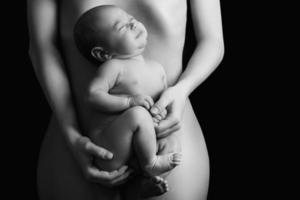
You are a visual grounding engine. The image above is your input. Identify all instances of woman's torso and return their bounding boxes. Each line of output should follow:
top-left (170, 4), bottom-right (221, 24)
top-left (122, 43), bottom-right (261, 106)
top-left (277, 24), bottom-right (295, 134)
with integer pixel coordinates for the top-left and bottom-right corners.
top-left (38, 0), bottom-right (210, 199)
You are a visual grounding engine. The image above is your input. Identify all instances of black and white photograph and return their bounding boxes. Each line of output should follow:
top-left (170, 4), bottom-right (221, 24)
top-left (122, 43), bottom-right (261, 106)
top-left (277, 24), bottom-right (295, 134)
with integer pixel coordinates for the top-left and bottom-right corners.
top-left (3, 1), bottom-right (292, 200)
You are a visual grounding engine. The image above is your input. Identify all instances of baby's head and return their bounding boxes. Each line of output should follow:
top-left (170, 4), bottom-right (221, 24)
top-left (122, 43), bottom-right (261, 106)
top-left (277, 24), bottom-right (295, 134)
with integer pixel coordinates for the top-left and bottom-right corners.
top-left (74, 5), bottom-right (148, 64)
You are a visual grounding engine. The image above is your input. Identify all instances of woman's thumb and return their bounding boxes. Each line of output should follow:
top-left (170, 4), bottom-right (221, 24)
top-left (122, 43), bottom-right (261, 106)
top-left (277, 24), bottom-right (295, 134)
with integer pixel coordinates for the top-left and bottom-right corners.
top-left (86, 141), bottom-right (113, 160)
top-left (151, 97), bottom-right (169, 115)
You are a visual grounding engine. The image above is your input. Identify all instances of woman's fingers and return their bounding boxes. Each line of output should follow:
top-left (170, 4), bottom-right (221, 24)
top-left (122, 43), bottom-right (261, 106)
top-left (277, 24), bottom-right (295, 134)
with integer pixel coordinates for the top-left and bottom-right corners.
top-left (155, 114), bottom-right (180, 134)
top-left (150, 96), bottom-right (170, 115)
top-left (108, 168), bottom-right (134, 186)
top-left (156, 123), bottom-right (181, 139)
top-left (154, 114), bottom-right (162, 121)
top-left (153, 117), bottom-right (159, 123)
top-left (85, 166), bottom-right (110, 182)
top-left (160, 109), bottom-right (167, 119)
top-left (76, 136), bottom-right (132, 186)
top-left (84, 140), bottom-right (113, 160)
top-left (86, 165), bottom-right (131, 186)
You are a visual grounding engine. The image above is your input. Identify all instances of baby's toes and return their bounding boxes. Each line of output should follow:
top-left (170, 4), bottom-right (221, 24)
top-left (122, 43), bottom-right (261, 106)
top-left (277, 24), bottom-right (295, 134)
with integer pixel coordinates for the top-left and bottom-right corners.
top-left (164, 181), bottom-right (169, 192)
top-left (169, 153), bottom-right (183, 166)
top-left (152, 176), bottom-right (162, 184)
top-left (153, 176), bottom-right (169, 191)
top-left (161, 178), bottom-right (169, 191)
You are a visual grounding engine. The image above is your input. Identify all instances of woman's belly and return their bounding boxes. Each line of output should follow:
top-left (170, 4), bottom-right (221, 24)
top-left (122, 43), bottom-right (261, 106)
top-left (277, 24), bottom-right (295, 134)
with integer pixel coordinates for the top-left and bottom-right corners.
top-left (37, 99), bottom-right (209, 200)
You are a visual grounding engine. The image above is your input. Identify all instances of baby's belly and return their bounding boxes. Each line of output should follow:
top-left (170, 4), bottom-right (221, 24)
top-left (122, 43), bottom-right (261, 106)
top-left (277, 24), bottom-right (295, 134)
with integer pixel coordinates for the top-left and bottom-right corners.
top-left (112, 76), bottom-right (166, 102)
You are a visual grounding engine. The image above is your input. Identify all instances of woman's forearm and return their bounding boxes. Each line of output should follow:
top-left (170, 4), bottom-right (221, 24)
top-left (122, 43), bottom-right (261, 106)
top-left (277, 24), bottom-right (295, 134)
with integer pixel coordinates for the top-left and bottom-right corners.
top-left (176, 38), bottom-right (224, 96)
top-left (27, 0), bottom-right (82, 146)
top-left (29, 46), bottom-right (81, 145)
top-left (177, 0), bottom-right (224, 96)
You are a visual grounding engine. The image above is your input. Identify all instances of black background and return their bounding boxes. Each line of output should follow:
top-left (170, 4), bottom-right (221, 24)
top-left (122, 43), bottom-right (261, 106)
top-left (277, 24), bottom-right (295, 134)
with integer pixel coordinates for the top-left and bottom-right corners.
top-left (2, 1), bottom-right (292, 199)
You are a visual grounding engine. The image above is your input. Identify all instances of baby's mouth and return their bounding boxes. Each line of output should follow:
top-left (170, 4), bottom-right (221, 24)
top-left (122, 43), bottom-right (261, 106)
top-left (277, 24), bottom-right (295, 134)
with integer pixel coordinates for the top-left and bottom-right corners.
top-left (135, 30), bottom-right (144, 39)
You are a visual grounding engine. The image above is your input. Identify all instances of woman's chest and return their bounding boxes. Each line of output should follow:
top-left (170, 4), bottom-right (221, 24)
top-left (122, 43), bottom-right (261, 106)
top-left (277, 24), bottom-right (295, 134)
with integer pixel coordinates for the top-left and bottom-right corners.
top-left (60, 0), bottom-right (186, 42)
top-left (60, 0), bottom-right (187, 85)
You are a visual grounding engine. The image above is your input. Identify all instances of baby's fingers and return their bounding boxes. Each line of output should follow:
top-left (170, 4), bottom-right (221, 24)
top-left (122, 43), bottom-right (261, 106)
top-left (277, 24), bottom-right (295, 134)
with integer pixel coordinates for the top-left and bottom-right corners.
top-left (140, 99), bottom-right (151, 110)
top-left (144, 96), bottom-right (154, 107)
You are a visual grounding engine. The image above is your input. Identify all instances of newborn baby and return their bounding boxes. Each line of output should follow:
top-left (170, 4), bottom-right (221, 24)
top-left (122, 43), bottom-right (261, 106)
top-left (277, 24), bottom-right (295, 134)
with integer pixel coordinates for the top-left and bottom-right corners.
top-left (74, 5), bottom-right (181, 196)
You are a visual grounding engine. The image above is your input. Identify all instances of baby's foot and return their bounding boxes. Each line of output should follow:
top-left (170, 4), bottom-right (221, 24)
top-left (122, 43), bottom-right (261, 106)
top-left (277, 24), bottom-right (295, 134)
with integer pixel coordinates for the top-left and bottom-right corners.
top-left (140, 176), bottom-right (169, 198)
top-left (145, 152), bottom-right (182, 176)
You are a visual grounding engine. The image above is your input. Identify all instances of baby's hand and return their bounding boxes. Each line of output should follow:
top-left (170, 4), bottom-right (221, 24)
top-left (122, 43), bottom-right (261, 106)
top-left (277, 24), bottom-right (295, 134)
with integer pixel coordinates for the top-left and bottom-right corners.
top-left (152, 108), bottom-right (167, 127)
top-left (128, 94), bottom-right (154, 110)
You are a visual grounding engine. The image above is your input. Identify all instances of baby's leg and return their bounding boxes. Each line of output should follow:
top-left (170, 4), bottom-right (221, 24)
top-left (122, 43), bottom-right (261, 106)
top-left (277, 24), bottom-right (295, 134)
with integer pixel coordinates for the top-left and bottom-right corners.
top-left (92, 106), bottom-right (181, 176)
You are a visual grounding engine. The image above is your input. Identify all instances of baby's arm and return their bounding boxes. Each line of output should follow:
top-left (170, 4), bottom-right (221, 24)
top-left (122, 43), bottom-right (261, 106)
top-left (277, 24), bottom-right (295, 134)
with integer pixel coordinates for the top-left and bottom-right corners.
top-left (88, 61), bottom-right (154, 113)
top-left (88, 61), bottom-right (129, 113)
top-left (87, 61), bottom-right (129, 112)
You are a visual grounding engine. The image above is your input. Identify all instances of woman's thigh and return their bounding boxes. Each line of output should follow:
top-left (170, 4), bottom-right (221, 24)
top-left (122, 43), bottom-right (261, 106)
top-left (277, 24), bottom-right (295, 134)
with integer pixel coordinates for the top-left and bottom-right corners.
top-left (37, 117), bottom-right (120, 200)
top-left (146, 100), bottom-right (210, 200)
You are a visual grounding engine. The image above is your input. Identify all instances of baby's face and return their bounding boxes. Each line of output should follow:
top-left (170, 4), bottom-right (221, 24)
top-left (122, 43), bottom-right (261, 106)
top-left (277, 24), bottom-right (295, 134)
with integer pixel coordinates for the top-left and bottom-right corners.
top-left (98, 7), bottom-right (148, 57)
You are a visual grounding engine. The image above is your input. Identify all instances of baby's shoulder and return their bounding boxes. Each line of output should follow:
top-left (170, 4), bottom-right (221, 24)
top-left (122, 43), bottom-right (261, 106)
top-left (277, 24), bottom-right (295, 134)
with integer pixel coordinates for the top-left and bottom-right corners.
top-left (96, 59), bottom-right (124, 74)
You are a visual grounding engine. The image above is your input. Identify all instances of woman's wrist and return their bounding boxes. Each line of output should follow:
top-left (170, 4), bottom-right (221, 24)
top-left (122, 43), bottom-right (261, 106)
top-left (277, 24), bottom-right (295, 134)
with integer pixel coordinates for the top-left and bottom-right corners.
top-left (61, 124), bottom-right (82, 148)
top-left (174, 79), bottom-right (191, 98)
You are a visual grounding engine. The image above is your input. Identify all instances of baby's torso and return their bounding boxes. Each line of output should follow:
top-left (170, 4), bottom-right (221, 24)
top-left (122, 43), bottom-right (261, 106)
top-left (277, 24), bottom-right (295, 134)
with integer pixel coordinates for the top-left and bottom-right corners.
top-left (111, 59), bottom-right (167, 101)
top-left (88, 59), bottom-right (167, 136)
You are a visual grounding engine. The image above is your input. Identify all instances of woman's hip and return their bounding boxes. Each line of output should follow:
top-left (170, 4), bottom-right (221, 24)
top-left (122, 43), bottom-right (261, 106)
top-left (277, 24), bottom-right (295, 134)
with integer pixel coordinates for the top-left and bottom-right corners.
top-left (37, 116), bottom-right (120, 200)
top-left (148, 99), bottom-right (210, 200)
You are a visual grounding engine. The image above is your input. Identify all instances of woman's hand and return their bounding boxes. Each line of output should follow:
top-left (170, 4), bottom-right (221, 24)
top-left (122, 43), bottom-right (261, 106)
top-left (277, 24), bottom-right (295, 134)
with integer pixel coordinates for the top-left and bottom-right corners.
top-left (150, 84), bottom-right (188, 139)
top-left (71, 136), bottom-right (133, 187)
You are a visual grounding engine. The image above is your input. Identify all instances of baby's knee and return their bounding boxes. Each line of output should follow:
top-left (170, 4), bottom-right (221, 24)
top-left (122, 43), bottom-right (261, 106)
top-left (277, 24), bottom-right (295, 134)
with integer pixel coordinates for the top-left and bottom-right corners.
top-left (124, 106), bottom-right (152, 124)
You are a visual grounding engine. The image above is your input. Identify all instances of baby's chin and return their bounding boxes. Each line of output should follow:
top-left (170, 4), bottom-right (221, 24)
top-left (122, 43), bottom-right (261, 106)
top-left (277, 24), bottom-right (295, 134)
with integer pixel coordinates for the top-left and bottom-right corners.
top-left (130, 42), bottom-right (147, 55)
top-left (113, 48), bottom-right (145, 59)
top-left (138, 42), bottom-right (147, 51)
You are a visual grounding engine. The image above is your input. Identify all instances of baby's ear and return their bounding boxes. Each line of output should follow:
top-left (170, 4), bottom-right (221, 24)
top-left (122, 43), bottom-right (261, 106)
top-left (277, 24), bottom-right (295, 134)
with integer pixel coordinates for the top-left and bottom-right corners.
top-left (91, 47), bottom-right (112, 62)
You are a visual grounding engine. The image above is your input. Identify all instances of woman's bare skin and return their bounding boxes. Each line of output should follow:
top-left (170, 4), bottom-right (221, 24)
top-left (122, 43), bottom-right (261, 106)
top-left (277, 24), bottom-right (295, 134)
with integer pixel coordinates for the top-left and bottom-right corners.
top-left (28, 0), bottom-right (224, 199)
